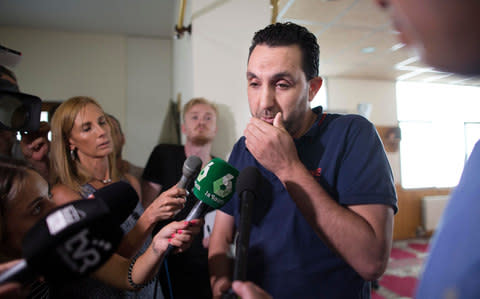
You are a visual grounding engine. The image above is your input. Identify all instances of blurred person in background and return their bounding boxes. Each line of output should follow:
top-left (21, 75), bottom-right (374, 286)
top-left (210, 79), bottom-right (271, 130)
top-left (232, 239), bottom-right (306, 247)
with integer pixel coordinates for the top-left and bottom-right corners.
top-left (375, 0), bottom-right (480, 298)
top-left (142, 97), bottom-right (219, 299)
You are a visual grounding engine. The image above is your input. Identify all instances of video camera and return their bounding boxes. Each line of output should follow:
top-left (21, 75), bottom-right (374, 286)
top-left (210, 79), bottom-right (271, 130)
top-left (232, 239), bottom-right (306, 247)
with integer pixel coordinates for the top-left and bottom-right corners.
top-left (0, 44), bottom-right (42, 132)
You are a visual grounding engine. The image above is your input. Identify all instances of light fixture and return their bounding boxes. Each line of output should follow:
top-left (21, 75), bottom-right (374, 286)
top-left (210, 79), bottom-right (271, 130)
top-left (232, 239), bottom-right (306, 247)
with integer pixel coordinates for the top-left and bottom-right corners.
top-left (390, 43), bottom-right (405, 51)
top-left (361, 47), bottom-right (376, 54)
top-left (175, 0), bottom-right (191, 39)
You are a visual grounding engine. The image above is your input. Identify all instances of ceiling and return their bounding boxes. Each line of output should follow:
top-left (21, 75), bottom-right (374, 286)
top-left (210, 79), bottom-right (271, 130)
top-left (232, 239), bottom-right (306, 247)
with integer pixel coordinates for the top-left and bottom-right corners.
top-left (278, 0), bottom-right (480, 86)
top-left (1, 0), bottom-right (479, 86)
top-left (0, 0), bottom-right (175, 38)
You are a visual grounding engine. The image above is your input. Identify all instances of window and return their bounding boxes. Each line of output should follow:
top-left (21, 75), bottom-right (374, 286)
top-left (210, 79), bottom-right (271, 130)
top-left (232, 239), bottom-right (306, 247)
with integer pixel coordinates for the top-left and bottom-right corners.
top-left (397, 82), bottom-right (480, 188)
top-left (464, 122), bottom-right (480, 160)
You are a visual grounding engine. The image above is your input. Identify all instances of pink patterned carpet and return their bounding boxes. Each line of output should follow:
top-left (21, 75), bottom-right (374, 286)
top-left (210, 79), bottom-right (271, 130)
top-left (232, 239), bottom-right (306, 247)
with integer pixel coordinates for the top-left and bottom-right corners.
top-left (372, 238), bottom-right (430, 299)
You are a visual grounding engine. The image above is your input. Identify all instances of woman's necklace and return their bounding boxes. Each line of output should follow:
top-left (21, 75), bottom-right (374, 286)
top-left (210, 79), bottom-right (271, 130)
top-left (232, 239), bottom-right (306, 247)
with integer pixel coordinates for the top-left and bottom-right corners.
top-left (92, 177), bottom-right (112, 184)
top-left (93, 172), bottom-right (112, 184)
top-left (91, 161), bottom-right (111, 184)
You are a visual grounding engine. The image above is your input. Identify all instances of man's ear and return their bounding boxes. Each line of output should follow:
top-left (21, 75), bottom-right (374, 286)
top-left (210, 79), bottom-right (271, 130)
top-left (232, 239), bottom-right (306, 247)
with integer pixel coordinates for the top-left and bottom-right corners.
top-left (181, 123), bottom-right (186, 134)
top-left (308, 77), bottom-right (323, 102)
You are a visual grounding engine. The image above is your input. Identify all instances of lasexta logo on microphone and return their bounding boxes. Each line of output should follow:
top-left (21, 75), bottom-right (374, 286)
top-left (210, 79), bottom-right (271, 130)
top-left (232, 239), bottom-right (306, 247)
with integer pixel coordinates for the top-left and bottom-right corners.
top-left (213, 173), bottom-right (234, 197)
top-left (194, 158), bottom-right (239, 209)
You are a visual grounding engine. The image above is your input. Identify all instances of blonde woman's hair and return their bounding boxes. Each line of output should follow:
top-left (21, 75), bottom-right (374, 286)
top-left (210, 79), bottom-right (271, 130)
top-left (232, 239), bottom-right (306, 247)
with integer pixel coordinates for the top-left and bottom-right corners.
top-left (50, 96), bottom-right (119, 192)
top-left (182, 97), bottom-right (218, 121)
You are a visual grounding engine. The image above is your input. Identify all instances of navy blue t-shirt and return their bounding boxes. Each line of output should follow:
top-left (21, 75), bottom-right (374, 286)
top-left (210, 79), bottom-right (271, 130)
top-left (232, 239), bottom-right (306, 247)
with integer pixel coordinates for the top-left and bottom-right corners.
top-left (416, 141), bottom-right (480, 298)
top-left (222, 107), bottom-right (397, 299)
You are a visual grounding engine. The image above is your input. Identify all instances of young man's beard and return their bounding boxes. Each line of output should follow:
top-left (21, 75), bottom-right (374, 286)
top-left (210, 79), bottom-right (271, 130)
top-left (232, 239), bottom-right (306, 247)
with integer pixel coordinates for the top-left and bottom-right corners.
top-left (190, 134), bottom-right (212, 146)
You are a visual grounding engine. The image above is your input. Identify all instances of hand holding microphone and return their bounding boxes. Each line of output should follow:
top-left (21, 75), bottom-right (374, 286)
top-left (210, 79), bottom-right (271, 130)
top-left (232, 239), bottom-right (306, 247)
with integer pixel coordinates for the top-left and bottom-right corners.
top-left (147, 156), bottom-right (202, 221)
top-left (152, 219), bottom-right (204, 255)
top-left (164, 158), bottom-right (239, 256)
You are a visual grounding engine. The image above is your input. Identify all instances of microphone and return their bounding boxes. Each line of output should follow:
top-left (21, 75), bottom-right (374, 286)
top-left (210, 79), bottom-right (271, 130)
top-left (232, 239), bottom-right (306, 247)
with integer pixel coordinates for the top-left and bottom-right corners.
top-left (232, 166), bottom-right (261, 281)
top-left (177, 155), bottom-right (202, 190)
top-left (164, 158), bottom-right (239, 256)
top-left (222, 166), bottom-right (262, 299)
top-left (0, 181), bottom-right (139, 285)
top-left (94, 181), bottom-right (139, 225)
top-left (188, 158), bottom-right (239, 220)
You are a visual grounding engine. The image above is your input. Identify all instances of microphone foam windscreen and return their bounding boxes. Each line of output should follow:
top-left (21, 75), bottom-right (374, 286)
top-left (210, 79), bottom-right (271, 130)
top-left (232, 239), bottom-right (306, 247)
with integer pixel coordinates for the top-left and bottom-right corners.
top-left (183, 155), bottom-right (202, 177)
top-left (22, 199), bottom-right (123, 283)
top-left (193, 158), bottom-right (239, 209)
top-left (93, 181), bottom-right (138, 225)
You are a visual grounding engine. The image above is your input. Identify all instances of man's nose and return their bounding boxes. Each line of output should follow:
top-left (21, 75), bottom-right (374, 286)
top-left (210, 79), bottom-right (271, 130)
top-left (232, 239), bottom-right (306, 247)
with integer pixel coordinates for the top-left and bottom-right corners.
top-left (259, 85), bottom-right (275, 110)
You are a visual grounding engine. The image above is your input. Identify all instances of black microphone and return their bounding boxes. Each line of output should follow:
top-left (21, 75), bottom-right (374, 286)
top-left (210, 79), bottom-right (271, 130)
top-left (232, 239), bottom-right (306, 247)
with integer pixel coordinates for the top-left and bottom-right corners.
top-left (222, 166), bottom-right (262, 299)
top-left (0, 181), bottom-right (138, 285)
top-left (233, 166), bottom-right (261, 281)
top-left (94, 181), bottom-right (139, 225)
top-left (177, 155), bottom-right (202, 190)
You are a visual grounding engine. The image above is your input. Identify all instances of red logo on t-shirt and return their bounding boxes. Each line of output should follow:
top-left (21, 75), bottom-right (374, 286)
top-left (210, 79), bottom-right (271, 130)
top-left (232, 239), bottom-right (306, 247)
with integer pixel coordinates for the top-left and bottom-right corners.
top-left (309, 168), bottom-right (322, 177)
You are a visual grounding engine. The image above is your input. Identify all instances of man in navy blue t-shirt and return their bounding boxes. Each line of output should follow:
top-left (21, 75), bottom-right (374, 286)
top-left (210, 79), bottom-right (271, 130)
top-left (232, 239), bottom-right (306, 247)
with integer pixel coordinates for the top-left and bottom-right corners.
top-left (209, 22), bottom-right (398, 299)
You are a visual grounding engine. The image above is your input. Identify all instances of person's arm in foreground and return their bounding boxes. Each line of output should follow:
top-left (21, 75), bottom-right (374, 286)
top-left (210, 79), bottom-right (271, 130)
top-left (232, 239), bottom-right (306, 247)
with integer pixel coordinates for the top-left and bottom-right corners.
top-left (93, 219), bottom-right (202, 290)
top-left (52, 183), bottom-right (187, 259)
top-left (244, 113), bottom-right (394, 280)
top-left (208, 210), bottom-right (235, 298)
top-left (117, 184), bottom-right (187, 258)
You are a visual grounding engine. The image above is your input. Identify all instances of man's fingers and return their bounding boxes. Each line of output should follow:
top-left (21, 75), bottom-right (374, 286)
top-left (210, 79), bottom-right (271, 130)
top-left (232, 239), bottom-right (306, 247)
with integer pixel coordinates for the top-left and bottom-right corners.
top-left (273, 112), bottom-right (284, 129)
top-left (249, 117), bottom-right (273, 134)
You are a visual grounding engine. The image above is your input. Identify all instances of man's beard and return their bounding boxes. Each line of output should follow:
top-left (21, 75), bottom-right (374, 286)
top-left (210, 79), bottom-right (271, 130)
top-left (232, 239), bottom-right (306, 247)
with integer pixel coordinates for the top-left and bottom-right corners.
top-left (190, 134), bottom-right (212, 146)
top-left (256, 109), bottom-right (297, 136)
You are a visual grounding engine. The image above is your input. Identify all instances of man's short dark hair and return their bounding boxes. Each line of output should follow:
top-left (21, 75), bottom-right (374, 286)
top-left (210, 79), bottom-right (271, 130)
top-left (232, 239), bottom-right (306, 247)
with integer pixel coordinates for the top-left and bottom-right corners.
top-left (248, 22), bottom-right (319, 81)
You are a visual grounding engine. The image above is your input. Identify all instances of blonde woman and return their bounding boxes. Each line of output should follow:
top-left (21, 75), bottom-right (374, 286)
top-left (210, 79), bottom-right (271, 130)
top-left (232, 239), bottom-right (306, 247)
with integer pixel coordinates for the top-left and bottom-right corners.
top-left (49, 96), bottom-right (191, 297)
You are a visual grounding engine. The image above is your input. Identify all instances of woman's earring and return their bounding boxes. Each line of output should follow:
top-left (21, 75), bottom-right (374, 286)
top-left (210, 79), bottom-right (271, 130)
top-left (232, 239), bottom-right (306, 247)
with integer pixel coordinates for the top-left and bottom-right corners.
top-left (70, 148), bottom-right (76, 161)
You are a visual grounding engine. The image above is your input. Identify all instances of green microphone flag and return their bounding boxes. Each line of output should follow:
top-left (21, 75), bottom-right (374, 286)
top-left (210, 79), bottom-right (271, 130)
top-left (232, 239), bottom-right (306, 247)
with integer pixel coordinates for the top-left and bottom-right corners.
top-left (193, 158), bottom-right (239, 209)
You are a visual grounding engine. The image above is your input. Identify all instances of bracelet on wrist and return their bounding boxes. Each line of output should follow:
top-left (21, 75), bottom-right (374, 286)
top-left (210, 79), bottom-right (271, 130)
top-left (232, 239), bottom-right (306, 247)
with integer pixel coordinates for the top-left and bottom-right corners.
top-left (128, 256), bottom-right (155, 290)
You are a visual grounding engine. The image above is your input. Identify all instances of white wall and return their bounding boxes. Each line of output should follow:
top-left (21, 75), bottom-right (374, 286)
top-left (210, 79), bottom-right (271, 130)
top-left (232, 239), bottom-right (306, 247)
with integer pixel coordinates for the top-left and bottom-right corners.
top-left (327, 77), bottom-right (397, 125)
top-left (173, 0), bottom-right (194, 105)
top-left (0, 27), bottom-right (127, 119)
top-left (173, 0), bottom-right (194, 146)
top-left (1, 26), bottom-right (172, 167)
top-left (190, 0), bottom-right (270, 159)
top-left (124, 37), bottom-right (172, 166)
